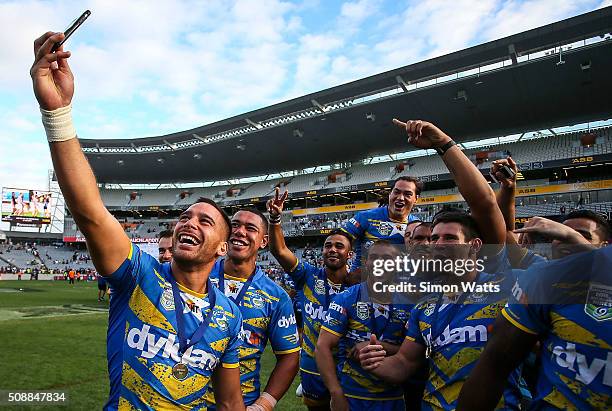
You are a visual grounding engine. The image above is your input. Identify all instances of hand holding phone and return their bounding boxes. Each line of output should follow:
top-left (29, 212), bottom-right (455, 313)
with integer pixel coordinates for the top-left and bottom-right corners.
top-left (51, 10), bottom-right (91, 52)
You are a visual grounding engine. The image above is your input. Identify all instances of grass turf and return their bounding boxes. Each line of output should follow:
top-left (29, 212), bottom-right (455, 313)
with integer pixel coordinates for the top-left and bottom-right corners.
top-left (0, 280), bottom-right (304, 410)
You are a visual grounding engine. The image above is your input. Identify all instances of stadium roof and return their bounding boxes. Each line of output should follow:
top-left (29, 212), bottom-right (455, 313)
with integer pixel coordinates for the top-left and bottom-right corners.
top-left (83, 6), bottom-right (612, 184)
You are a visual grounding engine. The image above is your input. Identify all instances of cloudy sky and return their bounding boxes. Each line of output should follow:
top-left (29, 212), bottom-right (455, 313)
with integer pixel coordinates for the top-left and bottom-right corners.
top-left (1, 0), bottom-right (610, 191)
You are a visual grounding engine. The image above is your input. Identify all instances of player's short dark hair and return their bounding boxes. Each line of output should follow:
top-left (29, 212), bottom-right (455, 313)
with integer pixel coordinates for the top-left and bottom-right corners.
top-left (411, 221), bottom-right (432, 237)
top-left (392, 176), bottom-right (424, 196)
top-left (432, 211), bottom-right (480, 240)
top-left (234, 208), bottom-right (269, 234)
top-left (325, 229), bottom-right (353, 249)
top-left (563, 209), bottom-right (611, 240)
top-left (190, 197), bottom-right (232, 240)
top-left (158, 229), bottom-right (173, 240)
top-left (366, 239), bottom-right (400, 257)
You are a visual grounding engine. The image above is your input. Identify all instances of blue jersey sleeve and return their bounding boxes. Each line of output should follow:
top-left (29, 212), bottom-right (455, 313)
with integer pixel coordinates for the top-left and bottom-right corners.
top-left (269, 289), bottom-right (301, 354)
top-left (502, 266), bottom-right (550, 335)
top-left (105, 243), bottom-right (152, 293)
top-left (517, 250), bottom-right (548, 269)
top-left (220, 304), bottom-right (244, 368)
top-left (481, 245), bottom-right (511, 275)
top-left (321, 291), bottom-right (350, 337)
top-left (404, 305), bottom-right (426, 345)
top-left (287, 260), bottom-right (313, 290)
top-left (341, 212), bottom-right (368, 240)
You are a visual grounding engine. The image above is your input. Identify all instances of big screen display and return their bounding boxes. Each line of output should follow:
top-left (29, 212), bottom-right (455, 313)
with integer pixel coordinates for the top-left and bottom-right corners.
top-left (1, 188), bottom-right (52, 226)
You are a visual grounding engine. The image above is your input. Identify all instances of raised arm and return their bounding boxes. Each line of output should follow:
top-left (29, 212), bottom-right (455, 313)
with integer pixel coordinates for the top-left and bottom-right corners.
top-left (492, 158), bottom-right (530, 267)
top-left (358, 337), bottom-right (425, 385)
top-left (394, 120), bottom-right (505, 245)
top-left (30, 32), bottom-right (130, 276)
top-left (267, 188), bottom-right (298, 272)
top-left (492, 157), bottom-right (518, 232)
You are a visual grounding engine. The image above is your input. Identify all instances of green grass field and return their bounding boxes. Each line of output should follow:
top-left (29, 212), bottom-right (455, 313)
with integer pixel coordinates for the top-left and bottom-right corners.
top-left (0, 281), bottom-right (303, 410)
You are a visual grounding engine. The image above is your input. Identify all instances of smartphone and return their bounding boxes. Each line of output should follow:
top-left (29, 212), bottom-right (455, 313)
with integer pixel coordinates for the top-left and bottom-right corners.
top-left (51, 10), bottom-right (91, 52)
top-left (490, 164), bottom-right (516, 183)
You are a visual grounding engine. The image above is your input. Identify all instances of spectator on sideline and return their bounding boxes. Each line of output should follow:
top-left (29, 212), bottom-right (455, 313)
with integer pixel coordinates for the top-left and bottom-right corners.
top-left (31, 31), bottom-right (244, 410)
top-left (157, 229), bottom-right (173, 263)
top-left (97, 272), bottom-right (107, 302)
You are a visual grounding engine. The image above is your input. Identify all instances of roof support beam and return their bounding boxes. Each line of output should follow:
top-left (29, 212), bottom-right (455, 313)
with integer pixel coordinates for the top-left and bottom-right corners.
top-left (192, 133), bottom-right (207, 142)
top-left (548, 128), bottom-right (558, 136)
top-left (517, 132), bottom-right (526, 141)
top-left (311, 99), bottom-right (326, 113)
top-left (396, 75), bottom-right (410, 92)
top-left (163, 139), bottom-right (175, 151)
top-left (508, 44), bottom-right (518, 65)
top-left (245, 118), bottom-right (263, 129)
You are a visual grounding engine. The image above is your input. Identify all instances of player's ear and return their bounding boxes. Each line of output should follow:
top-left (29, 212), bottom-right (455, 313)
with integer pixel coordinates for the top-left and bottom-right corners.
top-left (217, 241), bottom-right (228, 257)
top-left (260, 234), bottom-right (269, 249)
top-left (469, 237), bottom-right (482, 255)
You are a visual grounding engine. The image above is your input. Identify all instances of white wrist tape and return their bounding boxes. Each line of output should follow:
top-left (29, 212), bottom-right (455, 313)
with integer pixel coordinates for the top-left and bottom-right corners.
top-left (260, 392), bottom-right (277, 408)
top-left (41, 104), bottom-right (77, 142)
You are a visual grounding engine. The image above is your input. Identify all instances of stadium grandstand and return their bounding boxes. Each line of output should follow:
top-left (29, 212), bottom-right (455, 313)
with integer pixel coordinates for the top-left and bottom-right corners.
top-left (2, 7), bottom-right (611, 276)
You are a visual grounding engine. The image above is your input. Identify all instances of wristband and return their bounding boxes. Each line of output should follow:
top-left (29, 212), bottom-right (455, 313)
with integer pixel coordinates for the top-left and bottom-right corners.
top-left (434, 140), bottom-right (457, 156)
top-left (254, 392), bottom-right (276, 410)
top-left (41, 104), bottom-right (77, 143)
top-left (269, 214), bottom-right (281, 225)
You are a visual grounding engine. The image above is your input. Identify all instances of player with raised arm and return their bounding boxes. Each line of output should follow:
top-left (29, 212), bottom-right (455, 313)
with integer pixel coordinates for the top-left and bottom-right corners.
top-left (457, 246), bottom-right (612, 411)
top-left (491, 157), bottom-right (605, 267)
top-left (357, 120), bottom-right (522, 410)
top-left (31, 31), bottom-right (244, 410)
top-left (205, 208), bottom-right (300, 410)
top-left (267, 188), bottom-right (352, 411)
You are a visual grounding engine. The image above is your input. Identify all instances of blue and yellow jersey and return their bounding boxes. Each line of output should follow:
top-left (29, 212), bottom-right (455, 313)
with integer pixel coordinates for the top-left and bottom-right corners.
top-left (502, 247), bottom-right (612, 410)
top-left (341, 206), bottom-right (416, 269)
top-left (104, 244), bottom-right (243, 411)
top-left (205, 260), bottom-right (300, 406)
top-left (288, 259), bottom-right (345, 374)
top-left (405, 272), bottom-right (522, 411)
top-left (321, 283), bottom-right (411, 400)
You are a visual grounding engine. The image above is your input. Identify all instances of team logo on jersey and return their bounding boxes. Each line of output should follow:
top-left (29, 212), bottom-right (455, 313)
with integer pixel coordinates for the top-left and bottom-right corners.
top-left (377, 222), bottom-right (393, 236)
top-left (584, 282), bottom-right (612, 322)
top-left (356, 302), bottom-right (370, 320)
top-left (314, 279), bottom-right (326, 295)
top-left (393, 309), bottom-right (408, 323)
top-left (161, 286), bottom-right (175, 311)
top-left (423, 303), bottom-right (436, 316)
top-left (213, 310), bottom-right (229, 331)
top-left (250, 293), bottom-right (264, 309)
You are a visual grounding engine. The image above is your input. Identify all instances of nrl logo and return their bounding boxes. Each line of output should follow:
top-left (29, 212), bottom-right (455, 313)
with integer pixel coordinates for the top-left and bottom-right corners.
top-left (356, 302), bottom-right (370, 321)
top-left (584, 283), bottom-right (612, 322)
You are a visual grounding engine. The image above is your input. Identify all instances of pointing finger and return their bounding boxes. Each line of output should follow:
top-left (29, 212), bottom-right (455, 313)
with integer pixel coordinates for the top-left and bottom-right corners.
top-left (392, 118), bottom-right (406, 128)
